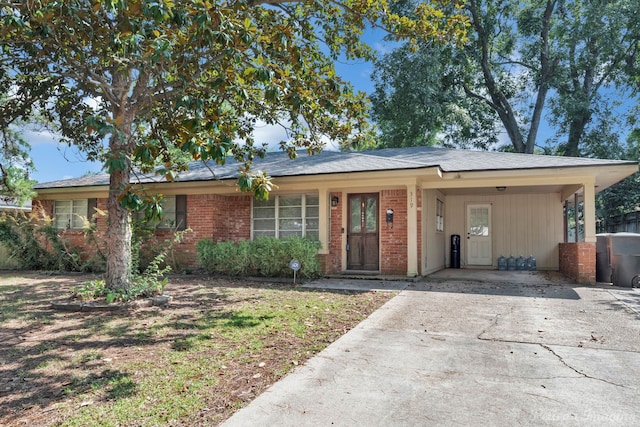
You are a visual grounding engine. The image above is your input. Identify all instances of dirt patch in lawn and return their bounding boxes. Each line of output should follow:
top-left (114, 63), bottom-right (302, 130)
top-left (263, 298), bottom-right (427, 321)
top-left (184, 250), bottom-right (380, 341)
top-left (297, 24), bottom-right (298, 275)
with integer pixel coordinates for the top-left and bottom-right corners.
top-left (0, 272), bottom-right (395, 426)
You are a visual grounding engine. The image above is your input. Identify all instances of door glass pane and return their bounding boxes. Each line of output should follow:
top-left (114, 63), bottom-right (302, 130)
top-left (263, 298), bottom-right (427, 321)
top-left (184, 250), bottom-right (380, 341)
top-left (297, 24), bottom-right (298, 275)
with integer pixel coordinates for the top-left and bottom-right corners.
top-left (365, 196), bottom-right (377, 232)
top-left (350, 197), bottom-right (361, 233)
top-left (470, 207), bottom-right (489, 236)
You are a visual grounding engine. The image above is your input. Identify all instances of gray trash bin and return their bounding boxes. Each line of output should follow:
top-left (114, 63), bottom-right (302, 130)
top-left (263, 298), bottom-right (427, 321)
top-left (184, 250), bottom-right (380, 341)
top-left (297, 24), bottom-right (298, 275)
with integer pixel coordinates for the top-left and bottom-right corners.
top-left (606, 233), bottom-right (640, 287)
top-left (596, 234), bottom-right (612, 283)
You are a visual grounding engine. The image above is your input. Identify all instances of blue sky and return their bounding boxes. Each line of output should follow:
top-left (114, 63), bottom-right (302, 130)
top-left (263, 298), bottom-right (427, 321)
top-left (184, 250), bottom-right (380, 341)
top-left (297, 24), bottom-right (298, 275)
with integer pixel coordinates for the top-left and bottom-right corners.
top-left (27, 28), bottom-right (391, 184)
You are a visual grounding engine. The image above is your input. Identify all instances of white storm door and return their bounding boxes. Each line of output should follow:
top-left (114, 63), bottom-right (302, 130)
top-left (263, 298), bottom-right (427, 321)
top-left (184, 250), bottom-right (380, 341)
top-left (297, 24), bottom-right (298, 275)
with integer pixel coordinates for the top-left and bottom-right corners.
top-left (467, 204), bottom-right (492, 265)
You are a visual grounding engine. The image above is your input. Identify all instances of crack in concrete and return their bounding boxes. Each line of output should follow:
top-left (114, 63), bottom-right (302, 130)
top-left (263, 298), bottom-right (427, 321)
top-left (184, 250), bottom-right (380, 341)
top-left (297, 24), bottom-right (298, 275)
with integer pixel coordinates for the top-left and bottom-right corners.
top-left (474, 310), bottom-right (628, 388)
top-left (539, 344), bottom-right (626, 388)
top-left (477, 313), bottom-right (502, 341)
top-left (477, 306), bottom-right (515, 340)
top-left (523, 392), bottom-right (563, 404)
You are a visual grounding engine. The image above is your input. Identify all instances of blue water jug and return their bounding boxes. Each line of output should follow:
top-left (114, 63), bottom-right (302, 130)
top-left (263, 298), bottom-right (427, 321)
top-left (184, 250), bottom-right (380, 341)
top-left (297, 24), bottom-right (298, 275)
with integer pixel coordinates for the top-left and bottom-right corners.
top-left (526, 255), bottom-right (537, 271)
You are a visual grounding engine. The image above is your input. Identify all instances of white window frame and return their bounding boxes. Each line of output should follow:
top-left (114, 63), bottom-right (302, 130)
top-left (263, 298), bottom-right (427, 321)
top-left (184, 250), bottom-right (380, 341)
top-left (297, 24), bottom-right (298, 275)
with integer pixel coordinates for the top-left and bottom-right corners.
top-left (136, 195), bottom-right (186, 230)
top-left (54, 199), bottom-right (88, 230)
top-left (251, 194), bottom-right (319, 239)
top-left (436, 199), bottom-right (444, 232)
top-left (157, 196), bottom-right (176, 229)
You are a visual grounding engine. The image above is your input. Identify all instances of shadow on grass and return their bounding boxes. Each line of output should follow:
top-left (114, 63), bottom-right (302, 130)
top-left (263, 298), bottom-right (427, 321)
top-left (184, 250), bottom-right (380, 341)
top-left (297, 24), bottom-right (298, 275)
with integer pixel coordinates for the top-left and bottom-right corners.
top-left (65, 369), bottom-right (136, 401)
top-left (0, 271), bottom-right (374, 425)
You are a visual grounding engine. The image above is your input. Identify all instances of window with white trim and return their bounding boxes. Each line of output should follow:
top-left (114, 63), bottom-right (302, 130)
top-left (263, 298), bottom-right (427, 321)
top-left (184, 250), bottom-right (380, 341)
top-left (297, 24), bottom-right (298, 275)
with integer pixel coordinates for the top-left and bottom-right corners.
top-left (54, 199), bottom-right (89, 229)
top-left (157, 196), bottom-right (176, 229)
top-left (137, 195), bottom-right (187, 230)
top-left (436, 199), bottom-right (444, 232)
top-left (252, 194), bottom-right (319, 239)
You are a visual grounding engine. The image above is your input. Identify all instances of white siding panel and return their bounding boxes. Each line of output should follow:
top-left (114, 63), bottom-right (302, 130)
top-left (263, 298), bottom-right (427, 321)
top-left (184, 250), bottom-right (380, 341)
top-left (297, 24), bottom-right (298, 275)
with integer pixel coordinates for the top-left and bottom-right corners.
top-left (444, 193), bottom-right (562, 270)
top-left (423, 189), bottom-right (447, 274)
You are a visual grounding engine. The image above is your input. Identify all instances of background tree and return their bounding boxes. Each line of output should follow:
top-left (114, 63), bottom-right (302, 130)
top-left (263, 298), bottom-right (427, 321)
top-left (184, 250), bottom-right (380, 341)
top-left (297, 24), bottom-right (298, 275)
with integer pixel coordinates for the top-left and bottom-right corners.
top-left (0, 0), bottom-right (466, 292)
top-left (370, 42), bottom-right (498, 149)
top-left (546, 0), bottom-right (640, 157)
top-left (0, 74), bottom-right (38, 204)
top-left (371, 0), bottom-right (640, 155)
top-left (594, 129), bottom-right (640, 230)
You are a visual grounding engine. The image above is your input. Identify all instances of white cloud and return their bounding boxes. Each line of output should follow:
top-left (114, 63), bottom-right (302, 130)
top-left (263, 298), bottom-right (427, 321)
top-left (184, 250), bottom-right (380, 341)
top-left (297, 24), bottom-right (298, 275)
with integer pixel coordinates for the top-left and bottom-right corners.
top-left (22, 128), bottom-right (61, 146)
top-left (252, 121), bottom-right (290, 149)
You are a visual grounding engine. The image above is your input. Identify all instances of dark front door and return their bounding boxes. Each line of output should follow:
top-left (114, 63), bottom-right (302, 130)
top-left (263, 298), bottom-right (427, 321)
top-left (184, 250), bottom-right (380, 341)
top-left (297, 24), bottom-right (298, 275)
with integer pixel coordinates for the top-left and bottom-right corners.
top-left (347, 193), bottom-right (379, 271)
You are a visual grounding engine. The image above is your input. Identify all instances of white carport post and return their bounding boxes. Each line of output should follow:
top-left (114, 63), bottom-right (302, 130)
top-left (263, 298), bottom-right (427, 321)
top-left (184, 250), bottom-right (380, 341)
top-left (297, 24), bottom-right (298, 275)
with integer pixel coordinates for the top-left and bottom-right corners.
top-left (583, 179), bottom-right (597, 243)
top-left (406, 181), bottom-right (419, 277)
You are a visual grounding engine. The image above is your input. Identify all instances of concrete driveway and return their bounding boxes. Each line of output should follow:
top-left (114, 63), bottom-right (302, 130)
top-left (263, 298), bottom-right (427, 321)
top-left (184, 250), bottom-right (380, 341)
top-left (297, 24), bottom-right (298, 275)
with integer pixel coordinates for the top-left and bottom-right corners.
top-left (223, 276), bottom-right (640, 426)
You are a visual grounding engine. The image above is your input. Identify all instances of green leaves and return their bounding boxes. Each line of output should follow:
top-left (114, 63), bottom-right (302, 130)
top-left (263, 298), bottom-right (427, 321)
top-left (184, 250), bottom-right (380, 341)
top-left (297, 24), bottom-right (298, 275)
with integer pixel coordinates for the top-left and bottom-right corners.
top-left (237, 170), bottom-right (274, 200)
top-left (0, 0), bottom-right (467, 292)
top-left (372, 0), bottom-right (640, 156)
top-left (2, 0), bottom-right (467, 199)
top-left (119, 189), bottom-right (144, 211)
top-left (106, 151), bottom-right (128, 174)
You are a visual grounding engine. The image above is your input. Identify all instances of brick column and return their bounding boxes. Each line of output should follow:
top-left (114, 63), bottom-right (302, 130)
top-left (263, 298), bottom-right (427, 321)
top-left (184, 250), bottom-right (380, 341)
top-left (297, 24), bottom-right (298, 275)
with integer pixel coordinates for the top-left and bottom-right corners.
top-left (559, 242), bottom-right (596, 285)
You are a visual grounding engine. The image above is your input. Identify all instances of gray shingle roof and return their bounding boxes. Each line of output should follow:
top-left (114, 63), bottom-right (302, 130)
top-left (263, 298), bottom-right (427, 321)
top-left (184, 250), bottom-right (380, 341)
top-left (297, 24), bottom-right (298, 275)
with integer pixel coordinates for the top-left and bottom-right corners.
top-left (35, 146), bottom-right (637, 189)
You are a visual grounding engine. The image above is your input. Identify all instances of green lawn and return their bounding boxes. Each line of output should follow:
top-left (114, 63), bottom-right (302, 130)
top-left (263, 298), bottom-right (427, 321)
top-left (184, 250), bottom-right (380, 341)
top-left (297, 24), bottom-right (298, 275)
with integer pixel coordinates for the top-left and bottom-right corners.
top-left (0, 272), bottom-right (394, 426)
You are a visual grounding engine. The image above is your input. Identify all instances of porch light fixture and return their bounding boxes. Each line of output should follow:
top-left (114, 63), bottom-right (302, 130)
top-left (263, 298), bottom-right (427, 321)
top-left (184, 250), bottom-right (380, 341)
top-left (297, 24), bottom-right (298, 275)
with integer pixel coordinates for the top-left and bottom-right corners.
top-left (331, 195), bottom-right (339, 207)
top-left (496, 186), bottom-right (507, 192)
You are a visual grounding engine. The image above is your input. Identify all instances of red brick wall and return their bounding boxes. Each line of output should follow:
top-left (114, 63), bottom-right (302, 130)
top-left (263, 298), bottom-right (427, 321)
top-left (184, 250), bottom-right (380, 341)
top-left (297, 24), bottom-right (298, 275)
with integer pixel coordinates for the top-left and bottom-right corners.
top-left (33, 194), bottom-right (253, 270)
top-left (35, 189), bottom-right (421, 276)
top-left (32, 199), bottom-right (109, 264)
top-left (161, 194), bottom-right (252, 266)
top-left (380, 189), bottom-right (408, 275)
top-left (323, 192), bottom-right (344, 275)
top-left (559, 242), bottom-right (596, 285)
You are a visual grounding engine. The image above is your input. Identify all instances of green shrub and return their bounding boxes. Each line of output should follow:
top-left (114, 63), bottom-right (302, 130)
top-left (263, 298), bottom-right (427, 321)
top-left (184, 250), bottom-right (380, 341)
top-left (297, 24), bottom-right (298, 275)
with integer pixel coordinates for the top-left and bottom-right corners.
top-left (0, 243), bottom-right (21, 269)
top-left (0, 212), bottom-right (51, 269)
top-left (251, 236), bottom-right (288, 276)
top-left (196, 236), bottom-right (321, 279)
top-left (72, 230), bottom-right (187, 303)
top-left (0, 211), bottom-right (105, 272)
top-left (281, 236), bottom-right (322, 278)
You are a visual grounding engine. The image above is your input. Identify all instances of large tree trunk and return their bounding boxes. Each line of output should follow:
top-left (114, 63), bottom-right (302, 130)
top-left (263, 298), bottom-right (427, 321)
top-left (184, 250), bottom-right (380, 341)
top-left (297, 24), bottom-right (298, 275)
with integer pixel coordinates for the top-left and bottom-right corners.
top-left (102, 64), bottom-right (147, 292)
top-left (468, 0), bottom-right (526, 153)
top-left (564, 113), bottom-right (590, 157)
top-left (105, 105), bottom-right (134, 292)
top-left (105, 159), bottom-right (133, 292)
top-left (525, 0), bottom-right (558, 154)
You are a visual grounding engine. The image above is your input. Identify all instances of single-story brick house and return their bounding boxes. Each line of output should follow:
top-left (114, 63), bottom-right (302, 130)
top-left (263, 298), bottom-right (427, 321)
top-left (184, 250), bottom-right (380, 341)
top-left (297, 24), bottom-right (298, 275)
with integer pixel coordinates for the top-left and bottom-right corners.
top-left (33, 146), bottom-right (637, 284)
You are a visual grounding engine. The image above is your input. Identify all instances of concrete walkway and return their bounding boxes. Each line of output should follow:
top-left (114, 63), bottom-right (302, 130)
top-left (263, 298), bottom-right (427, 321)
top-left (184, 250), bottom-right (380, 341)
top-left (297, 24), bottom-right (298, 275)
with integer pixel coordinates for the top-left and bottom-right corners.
top-left (223, 277), bottom-right (640, 426)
